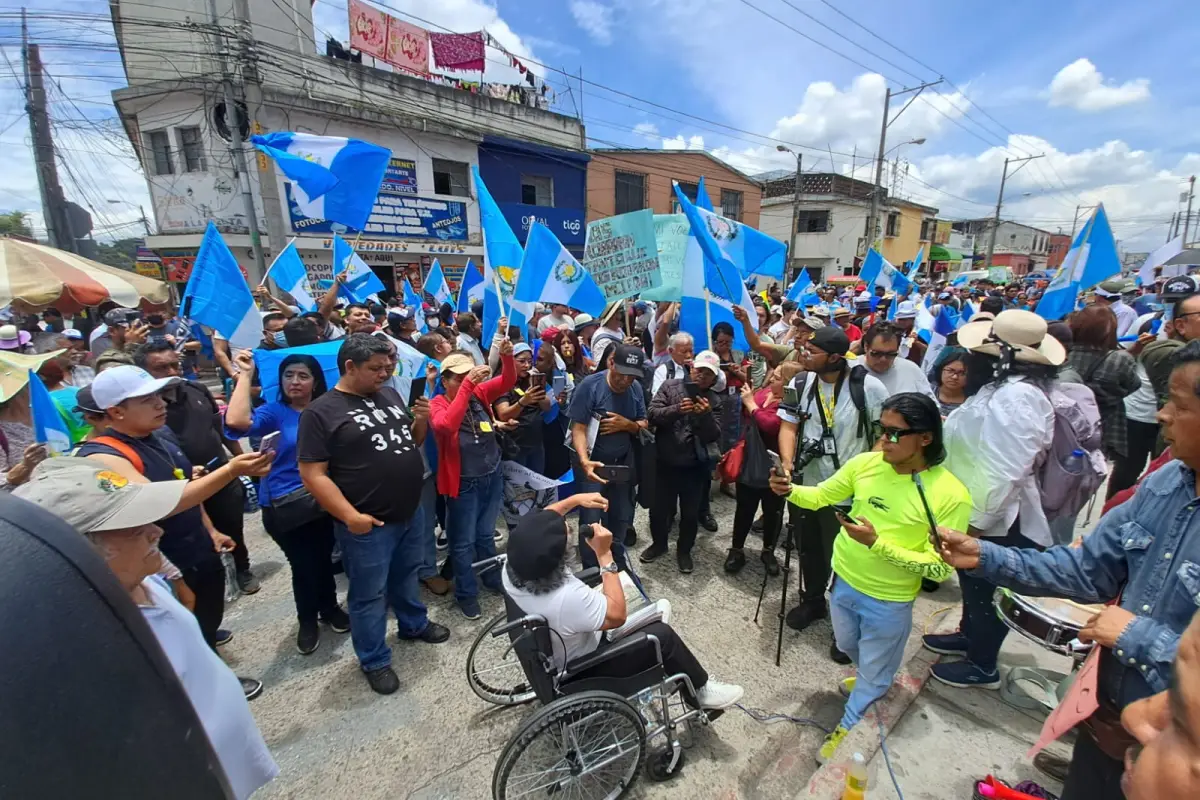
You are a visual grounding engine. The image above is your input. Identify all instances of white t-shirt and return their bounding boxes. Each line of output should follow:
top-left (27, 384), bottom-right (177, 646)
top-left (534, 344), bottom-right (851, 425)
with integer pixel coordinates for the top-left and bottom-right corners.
top-left (1124, 363), bottom-right (1158, 424)
top-left (538, 313), bottom-right (574, 334)
top-left (867, 357), bottom-right (935, 400)
top-left (139, 577), bottom-right (278, 800)
top-left (778, 369), bottom-right (889, 484)
top-left (501, 569), bottom-right (607, 671)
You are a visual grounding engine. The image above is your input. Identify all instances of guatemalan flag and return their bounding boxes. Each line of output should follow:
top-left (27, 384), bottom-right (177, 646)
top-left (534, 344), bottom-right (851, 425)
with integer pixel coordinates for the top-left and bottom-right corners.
top-left (514, 222), bottom-right (607, 318)
top-left (458, 260), bottom-right (485, 313)
top-left (250, 132), bottom-right (391, 230)
top-left (907, 246), bottom-right (924, 281)
top-left (1035, 205), bottom-right (1121, 323)
top-left (673, 182), bottom-right (787, 283)
top-left (264, 241), bottom-right (317, 312)
top-left (423, 259), bottom-right (454, 309)
top-left (860, 248), bottom-right (913, 296)
top-left (182, 222), bottom-right (260, 349)
top-left (472, 165), bottom-right (531, 343)
top-left (402, 279), bottom-right (428, 333)
top-left (331, 233), bottom-right (386, 304)
top-left (921, 304), bottom-right (962, 372)
top-left (29, 368), bottom-right (71, 454)
top-left (785, 268), bottom-right (821, 309)
top-left (695, 175), bottom-right (715, 211)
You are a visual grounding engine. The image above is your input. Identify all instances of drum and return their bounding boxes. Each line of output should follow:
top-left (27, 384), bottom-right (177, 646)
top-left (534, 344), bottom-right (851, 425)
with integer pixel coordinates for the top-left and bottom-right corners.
top-left (993, 589), bottom-right (1101, 659)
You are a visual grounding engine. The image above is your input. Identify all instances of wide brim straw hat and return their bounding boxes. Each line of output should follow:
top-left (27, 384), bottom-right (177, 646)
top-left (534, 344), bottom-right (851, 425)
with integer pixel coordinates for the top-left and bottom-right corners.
top-left (956, 309), bottom-right (1066, 366)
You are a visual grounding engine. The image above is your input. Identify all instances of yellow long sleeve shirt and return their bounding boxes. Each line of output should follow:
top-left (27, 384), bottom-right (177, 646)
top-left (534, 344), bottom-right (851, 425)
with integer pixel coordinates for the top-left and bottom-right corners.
top-left (786, 451), bottom-right (972, 603)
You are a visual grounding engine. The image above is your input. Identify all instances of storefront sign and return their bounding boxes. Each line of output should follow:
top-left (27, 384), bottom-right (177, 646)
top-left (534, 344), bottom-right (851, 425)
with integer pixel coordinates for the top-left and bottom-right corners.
top-left (498, 203), bottom-right (586, 246)
top-left (380, 158), bottom-right (418, 195)
top-left (583, 209), bottom-right (662, 302)
top-left (162, 253), bottom-right (249, 283)
top-left (286, 185), bottom-right (467, 241)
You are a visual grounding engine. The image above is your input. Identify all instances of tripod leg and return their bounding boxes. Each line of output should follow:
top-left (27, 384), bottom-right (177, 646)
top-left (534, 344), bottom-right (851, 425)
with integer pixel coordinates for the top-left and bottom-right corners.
top-left (775, 518), bottom-right (797, 667)
top-left (754, 566), bottom-right (770, 625)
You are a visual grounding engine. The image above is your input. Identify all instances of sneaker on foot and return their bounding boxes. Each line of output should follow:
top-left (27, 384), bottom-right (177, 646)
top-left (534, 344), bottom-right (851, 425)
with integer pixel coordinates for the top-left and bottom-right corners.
top-left (724, 548), bottom-right (746, 574)
top-left (493, 528), bottom-right (503, 542)
top-left (460, 598), bottom-right (482, 620)
top-left (236, 569), bottom-right (260, 594)
top-left (931, 661), bottom-right (1000, 689)
top-left (436, 531), bottom-right (448, 550)
top-left (696, 679), bottom-right (744, 710)
top-left (839, 676), bottom-right (856, 698)
top-left (321, 606), bottom-right (351, 633)
top-left (296, 621), bottom-right (320, 655)
top-left (240, 677), bottom-right (264, 701)
top-left (365, 666), bottom-right (399, 695)
top-left (677, 551), bottom-right (694, 574)
top-left (1032, 751), bottom-right (1071, 783)
top-left (751, 516), bottom-right (764, 534)
top-left (817, 725), bottom-right (849, 764)
top-left (639, 543), bottom-right (668, 563)
top-left (829, 643), bottom-right (852, 665)
top-left (421, 575), bottom-right (452, 596)
top-left (922, 631), bottom-right (969, 656)
top-left (700, 512), bottom-right (718, 533)
top-left (404, 621), bottom-right (451, 644)
top-left (921, 577), bottom-right (940, 593)
top-left (784, 602), bottom-right (827, 632)
top-left (215, 628), bottom-right (234, 647)
top-left (761, 550), bottom-right (780, 576)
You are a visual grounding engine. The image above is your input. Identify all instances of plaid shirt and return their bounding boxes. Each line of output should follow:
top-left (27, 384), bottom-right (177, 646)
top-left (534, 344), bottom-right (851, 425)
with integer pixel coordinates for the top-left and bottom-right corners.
top-left (1065, 345), bottom-right (1142, 457)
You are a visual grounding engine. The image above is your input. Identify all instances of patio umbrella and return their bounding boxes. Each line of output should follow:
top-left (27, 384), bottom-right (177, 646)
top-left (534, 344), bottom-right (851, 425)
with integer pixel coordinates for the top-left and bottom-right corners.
top-left (0, 237), bottom-right (170, 313)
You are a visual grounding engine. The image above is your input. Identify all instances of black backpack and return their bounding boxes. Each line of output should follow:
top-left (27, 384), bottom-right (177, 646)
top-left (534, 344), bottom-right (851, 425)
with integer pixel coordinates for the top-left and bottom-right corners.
top-left (800, 364), bottom-right (873, 443)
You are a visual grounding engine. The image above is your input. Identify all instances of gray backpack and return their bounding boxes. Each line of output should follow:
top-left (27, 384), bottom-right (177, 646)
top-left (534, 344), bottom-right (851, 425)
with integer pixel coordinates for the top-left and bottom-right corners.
top-left (1036, 381), bottom-right (1108, 521)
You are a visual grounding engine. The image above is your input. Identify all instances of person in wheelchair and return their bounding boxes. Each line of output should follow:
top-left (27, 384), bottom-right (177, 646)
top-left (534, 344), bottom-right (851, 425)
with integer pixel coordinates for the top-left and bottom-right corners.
top-left (502, 498), bottom-right (745, 710)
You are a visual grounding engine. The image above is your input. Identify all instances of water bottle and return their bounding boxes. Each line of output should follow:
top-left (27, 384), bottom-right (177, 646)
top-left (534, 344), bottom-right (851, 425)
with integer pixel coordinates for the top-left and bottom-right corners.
top-left (842, 752), bottom-right (868, 800)
top-left (1062, 448), bottom-right (1086, 475)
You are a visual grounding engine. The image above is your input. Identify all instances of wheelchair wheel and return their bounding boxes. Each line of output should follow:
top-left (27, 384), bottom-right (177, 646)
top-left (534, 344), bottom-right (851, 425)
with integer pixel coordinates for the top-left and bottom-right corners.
top-left (467, 612), bottom-right (536, 707)
top-left (492, 690), bottom-right (646, 800)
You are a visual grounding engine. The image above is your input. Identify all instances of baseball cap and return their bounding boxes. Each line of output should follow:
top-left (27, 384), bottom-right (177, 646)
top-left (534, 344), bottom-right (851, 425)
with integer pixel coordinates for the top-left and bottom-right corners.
top-left (74, 385), bottom-right (103, 414)
top-left (796, 316), bottom-right (826, 331)
top-left (90, 365), bottom-right (182, 409)
top-left (938, 291), bottom-right (952, 300)
top-left (573, 313), bottom-right (597, 332)
top-left (611, 343), bottom-right (646, 378)
top-left (388, 307), bottom-right (416, 323)
top-left (103, 308), bottom-right (135, 327)
top-left (14, 458), bottom-right (184, 534)
top-left (62, 328), bottom-right (84, 340)
top-left (512, 342), bottom-right (533, 357)
top-left (1094, 279), bottom-right (1125, 298)
top-left (808, 326), bottom-right (850, 356)
top-left (440, 353), bottom-right (475, 375)
top-left (693, 350), bottom-right (721, 375)
top-left (506, 509), bottom-right (568, 581)
top-left (894, 301), bottom-right (917, 320)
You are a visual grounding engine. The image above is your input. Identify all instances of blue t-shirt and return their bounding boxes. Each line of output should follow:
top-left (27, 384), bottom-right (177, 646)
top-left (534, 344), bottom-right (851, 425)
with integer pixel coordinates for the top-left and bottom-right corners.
top-left (567, 370), bottom-right (646, 464)
top-left (225, 401), bottom-right (302, 506)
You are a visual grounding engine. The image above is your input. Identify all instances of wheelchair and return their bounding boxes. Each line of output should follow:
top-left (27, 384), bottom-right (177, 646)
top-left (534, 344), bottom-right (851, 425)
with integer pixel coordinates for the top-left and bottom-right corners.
top-left (470, 554), bottom-right (721, 799)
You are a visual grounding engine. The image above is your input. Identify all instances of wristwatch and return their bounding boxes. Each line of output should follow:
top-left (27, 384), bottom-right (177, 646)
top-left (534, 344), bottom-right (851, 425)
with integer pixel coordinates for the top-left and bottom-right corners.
top-left (599, 562), bottom-right (620, 575)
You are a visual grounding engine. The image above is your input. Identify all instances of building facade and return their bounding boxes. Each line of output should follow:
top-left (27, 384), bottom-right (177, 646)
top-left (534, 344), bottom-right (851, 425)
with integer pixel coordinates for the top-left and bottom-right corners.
top-left (109, 0), bottom-right (585, 295)
top-left (586, 150), bottom-right (762, 226)
top-left (954, 219), bottom-right (1053, 277)
top-left (1047, 233), bottom-right (1072, 271)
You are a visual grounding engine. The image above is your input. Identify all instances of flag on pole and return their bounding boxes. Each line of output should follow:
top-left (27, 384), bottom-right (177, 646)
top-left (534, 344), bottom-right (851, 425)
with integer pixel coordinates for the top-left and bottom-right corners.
top-left (678, 210), bottom-right (758, 352)
top-left (181, 222), bottom-right (260, 349)
top-left (423, 259), bottom-right (454, 308)
top-left (921, 304), bottom-right (962, 372)
top-left (332, 234), bottom-right (386, 304)
top-left (907, 246), bottom-right (924, 280)
top-left (1036, 205), bottom-right (1121, 322)
top-left (695, 175), bottom-right (715, 211)
top-left (471, 165), bottom-right (531, 343)
top-left (1137, 236), bottom-right (1183, 286)
top-left (514, 222), bottom-right (607, 318)
top-left (250, 132), bottom-right (391, 230)
top-left (785, 269), bottom-right (820, 309)
top-left (401, 279), bottom-right (428, 333)
top-left (264, 241), bottom-right (316, 312)
top-left (860, 248), bottom-right (913, 295)
top-left (458, 260), bottom-right (485, 313)
top-left (673, 182), bottom-right (786, 284)
top-left (29, 368), bottom-right (71, 454)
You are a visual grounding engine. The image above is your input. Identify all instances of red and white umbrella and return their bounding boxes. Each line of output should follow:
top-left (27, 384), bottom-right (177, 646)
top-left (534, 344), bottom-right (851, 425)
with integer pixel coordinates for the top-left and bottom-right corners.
top-left (0, 237), bottom-right (170, 312)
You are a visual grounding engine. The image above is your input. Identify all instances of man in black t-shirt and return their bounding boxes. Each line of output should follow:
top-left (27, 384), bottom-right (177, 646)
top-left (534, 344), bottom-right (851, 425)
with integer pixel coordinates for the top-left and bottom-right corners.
top-left (297, 333), bottom-right (450, 695)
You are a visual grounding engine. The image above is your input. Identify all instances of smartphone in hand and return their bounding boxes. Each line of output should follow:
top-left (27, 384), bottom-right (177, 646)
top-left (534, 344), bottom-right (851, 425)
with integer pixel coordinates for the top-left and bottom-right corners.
top-left (594, 464), bottom-right (632, 483)
top-left (258, 431), bottom-right (281, 456)
top-left (766, 449), bottom-right (785, 478)
top-left (834, 509), bottom-right (863, 527)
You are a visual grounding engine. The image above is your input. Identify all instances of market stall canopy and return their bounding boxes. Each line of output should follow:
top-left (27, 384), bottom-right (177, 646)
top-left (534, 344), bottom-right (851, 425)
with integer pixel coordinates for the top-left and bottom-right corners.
top-left (1162, 248), bottom-right (1200, 267)
top-left (929, 244), bottom-right (964, 263)
top-left (0, 237), bottom-right (170, 312)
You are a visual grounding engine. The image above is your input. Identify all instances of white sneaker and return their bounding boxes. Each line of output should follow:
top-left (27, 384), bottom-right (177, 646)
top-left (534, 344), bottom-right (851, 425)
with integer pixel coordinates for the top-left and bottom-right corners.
top-left (695, 679), bottom-right (744, 710)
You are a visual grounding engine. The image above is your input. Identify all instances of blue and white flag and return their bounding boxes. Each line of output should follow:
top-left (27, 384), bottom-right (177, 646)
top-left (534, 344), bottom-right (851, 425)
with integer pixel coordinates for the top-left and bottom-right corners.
top-left (950, 272), bottom-right (971, 287)
top-left (515, 222), bottom-right (606, 317)
top-left (907, 246), bottom-right (924, 281)
top-left (860, 248), bottom-right (913, 295)
top-left (250, 132), bottom-right (391, 230)
top-left (181, 222), bottom-right (260, 349)
top-left (401, 279), bottom-right (428, 333)
top-left (391, 335), bottom-right (429, 402)
top-left (1036, 205), bottom-right (1121, 323)
top-left (331, 234), bottom-right (386, 304)
top-left (29, 369), bottom-right (71, 454)
top-left (423, 259), bottom-right (454, 309)
top-left (785, 269), bottom-right (821, 309)
top-left (264, 241), bottom-right (316, 313)
top-left (472, 165), bottom-right (531, 343)
top-left (458, 260), bottom-right (485, 313)
top-left (673, 182), bottom-right (786, 285)
top-left (921, 304), bottom-right (962, 372)
top-left (678, 212), bottom-right (758, 352)
top-left (695, 175), bottom-right (715, 211)
top-left (254, 337), bottom-right (428, 404)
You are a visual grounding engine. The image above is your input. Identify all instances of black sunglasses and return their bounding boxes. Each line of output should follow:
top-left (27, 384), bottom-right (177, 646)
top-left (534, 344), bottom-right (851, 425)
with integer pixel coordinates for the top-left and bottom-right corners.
top-left (879, 426), bottom-right (928, 443)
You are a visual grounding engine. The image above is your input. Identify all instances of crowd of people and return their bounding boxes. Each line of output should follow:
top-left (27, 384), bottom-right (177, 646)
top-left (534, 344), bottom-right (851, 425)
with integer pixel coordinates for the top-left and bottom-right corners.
top-left (4, 265), bottom-right (1200, 800)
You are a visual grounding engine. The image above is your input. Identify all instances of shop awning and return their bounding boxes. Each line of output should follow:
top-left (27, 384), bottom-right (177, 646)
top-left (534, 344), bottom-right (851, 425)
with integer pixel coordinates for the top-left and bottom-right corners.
top-left (929, 244), bottom-right (963, 263)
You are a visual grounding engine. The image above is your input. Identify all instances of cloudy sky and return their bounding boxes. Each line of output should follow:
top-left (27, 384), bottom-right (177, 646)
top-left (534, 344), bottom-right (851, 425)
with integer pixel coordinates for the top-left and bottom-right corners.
top-left (3, 0), bottom-right (1197, 253)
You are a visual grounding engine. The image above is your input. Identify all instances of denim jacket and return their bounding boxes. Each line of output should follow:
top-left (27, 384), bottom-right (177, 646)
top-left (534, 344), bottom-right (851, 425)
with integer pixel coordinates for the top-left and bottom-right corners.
top-left (974, 459), bottom-right (1200, 708)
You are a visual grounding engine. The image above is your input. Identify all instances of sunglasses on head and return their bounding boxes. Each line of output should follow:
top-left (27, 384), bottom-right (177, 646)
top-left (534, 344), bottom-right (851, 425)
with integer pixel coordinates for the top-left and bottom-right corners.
top-left (879, 426), bottom-right (928, 443)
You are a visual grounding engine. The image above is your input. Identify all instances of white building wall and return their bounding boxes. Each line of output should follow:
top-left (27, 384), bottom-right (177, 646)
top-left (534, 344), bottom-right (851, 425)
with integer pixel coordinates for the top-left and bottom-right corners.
top-left (760, 196), bottom-right (867, 281)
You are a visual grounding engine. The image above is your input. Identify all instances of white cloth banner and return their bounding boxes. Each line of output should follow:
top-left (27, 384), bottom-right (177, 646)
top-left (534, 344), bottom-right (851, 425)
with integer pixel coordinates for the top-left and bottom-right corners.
top-left (501, 461), bottom-right (570, 527)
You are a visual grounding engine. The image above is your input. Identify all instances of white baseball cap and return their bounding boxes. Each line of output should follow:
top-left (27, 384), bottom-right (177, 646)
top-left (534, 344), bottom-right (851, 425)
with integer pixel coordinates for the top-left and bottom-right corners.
top-left (693, 350), bottom-right (721, 375)
top-left (90, 365), bottom-right (182, 410)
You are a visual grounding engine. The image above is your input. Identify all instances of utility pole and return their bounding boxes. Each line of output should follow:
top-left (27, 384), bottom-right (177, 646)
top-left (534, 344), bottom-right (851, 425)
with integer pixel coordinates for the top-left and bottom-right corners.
top-left (207, 0), bottom-right (266, 281)
top-left (139, 204), bottom-right (152, 237)
top-left (984, 154), bottom-right (1044, 270)
top-left (777, 146), bottom-right (803, 281)
top-left (23, 13), bottom-right (73, 252)
top-left (1068, 203), bottom-right (1098, 240)
top-left (1167, 212), bottom-right (1177, 244)
top-left (866, 80), bottom-right (942, 254)
top-left (1184, 175), bottom-right (1196, 247)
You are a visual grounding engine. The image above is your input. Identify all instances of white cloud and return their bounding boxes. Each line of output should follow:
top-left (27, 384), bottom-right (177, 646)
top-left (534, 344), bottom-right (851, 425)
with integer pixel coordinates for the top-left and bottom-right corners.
top-left (631, 122), bottom-right (659, 142)
top-left (1047, 58), bottom-right (1150, 112)
top-left (569, 0), bottom-right (615, 46)
top-left (662, 134), bottom-right (705, 151)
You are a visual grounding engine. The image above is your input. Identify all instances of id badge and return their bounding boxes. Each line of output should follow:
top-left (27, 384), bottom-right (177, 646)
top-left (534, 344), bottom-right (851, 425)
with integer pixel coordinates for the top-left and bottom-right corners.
top-left (479, 420), bottom-right (493, 433)
top-left (821, 434), bottom-right (836, 456)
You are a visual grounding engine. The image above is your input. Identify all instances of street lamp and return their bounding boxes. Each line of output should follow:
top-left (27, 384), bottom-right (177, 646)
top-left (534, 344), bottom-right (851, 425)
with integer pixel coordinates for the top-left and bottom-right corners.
top-left (883, 138), bottom-right (926, 158)
top-left (106, 199), bottom-right (152, 236)
top-left (777, 145), bottom-right (804, 282)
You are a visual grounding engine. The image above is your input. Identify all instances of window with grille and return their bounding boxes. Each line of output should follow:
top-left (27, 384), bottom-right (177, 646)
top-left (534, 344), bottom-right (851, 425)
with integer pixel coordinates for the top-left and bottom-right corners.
top-left (145, 130), bottom-right (173, 176)
top-left (796, 210), bottom-right (830, 233)
top-left (614, 170), bottom-right (646, 214)
top-left (720, 189), bottom-right (743, 221)
top-left (432, 159), bottom-right (470, 197)
top-left (176, 126), bottom-right (205, 172)
top-left (886, 213), bottom-right (900, 237)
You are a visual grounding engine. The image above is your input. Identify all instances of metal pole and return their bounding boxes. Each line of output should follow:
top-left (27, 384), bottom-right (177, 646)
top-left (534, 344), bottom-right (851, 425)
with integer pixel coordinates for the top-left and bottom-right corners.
top-left (1184, 175), bottom-right (1196, 247)
top-left (790, 152), bottom-right (802, 281)
top-left (207, 0), bottom-right (266, 281)
top-left (866, 88), bottom-right (890, 254)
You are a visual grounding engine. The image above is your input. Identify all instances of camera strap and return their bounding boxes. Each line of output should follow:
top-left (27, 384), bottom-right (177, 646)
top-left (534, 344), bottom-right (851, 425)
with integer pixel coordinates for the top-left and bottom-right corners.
top-left (805, 370), bottom-right (844, 471)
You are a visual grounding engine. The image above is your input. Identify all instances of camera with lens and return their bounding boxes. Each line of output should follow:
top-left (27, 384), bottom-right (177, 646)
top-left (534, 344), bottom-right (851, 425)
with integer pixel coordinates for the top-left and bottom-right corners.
top-left (793, 438), bottom-right (826, 473)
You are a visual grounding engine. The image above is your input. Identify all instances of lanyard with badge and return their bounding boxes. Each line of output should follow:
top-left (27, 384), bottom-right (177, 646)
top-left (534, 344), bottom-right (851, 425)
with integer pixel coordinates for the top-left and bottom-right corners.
top-left (806, 371), bottom-right (845, 469)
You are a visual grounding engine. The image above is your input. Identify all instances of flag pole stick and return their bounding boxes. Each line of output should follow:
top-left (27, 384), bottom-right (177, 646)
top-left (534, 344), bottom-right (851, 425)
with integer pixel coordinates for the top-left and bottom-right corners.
top-left (258, 236), bottom-right (297, 286)
top-left (704, 289), bottom-right (713, 350)
top-left (492, 272), bottom-right (510, 338)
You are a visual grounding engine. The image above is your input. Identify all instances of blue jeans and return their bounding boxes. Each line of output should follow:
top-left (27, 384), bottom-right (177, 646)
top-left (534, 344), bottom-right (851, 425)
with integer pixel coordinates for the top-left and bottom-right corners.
top-left (958, 522), bottom-right (1042, 672)
top-left (829, 577), bottom-right (913, 730)
top-left (575, 476), bottom-right (634, 573)
top-left (447, 467), bottom-right (504, 604)
top-left (418, 476), bottom-right (438, 581)
top-left (334, 513), bottom-right (429, 672)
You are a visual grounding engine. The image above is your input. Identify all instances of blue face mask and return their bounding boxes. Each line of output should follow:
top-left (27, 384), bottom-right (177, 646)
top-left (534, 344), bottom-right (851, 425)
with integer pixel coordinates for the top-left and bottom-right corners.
top-left (272, 331), bottom-right (288, 347)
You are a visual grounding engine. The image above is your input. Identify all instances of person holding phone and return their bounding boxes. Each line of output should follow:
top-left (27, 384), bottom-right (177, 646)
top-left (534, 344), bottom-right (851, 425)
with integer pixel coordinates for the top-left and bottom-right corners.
top-left (225, 351), bottom-right (352, 656)
top-left (641, 350), bottom-right (724, 574)
top-left (769, 392), bottom-right (970, 765)
top-left (494, 343), bottom-right (552, 477)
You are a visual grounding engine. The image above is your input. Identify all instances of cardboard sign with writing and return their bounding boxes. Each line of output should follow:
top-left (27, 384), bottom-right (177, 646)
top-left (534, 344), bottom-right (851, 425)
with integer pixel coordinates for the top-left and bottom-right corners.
top-left (641, 214), bottom-right (688, 302)
top-left (583, 209), bottom-right (662, 303)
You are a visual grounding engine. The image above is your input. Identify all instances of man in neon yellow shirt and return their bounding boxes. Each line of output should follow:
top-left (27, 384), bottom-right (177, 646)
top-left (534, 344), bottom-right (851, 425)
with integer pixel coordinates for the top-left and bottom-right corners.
top-left (770, 392), bottom-right (971, 764)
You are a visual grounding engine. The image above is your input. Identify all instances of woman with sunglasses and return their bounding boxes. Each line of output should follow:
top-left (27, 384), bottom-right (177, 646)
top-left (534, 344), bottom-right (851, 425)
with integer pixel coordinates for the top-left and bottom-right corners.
top-left (769, 392), bottom-right (970, 766)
